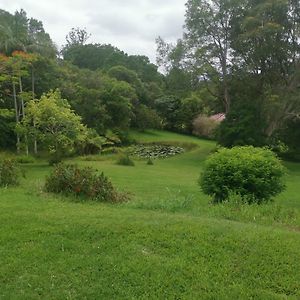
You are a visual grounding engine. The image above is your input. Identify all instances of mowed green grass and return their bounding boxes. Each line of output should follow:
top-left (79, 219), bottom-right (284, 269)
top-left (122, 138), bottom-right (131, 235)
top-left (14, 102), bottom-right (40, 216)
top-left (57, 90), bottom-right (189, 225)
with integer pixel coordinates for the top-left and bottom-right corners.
top-left (1, 130), bottom-right (300, 299)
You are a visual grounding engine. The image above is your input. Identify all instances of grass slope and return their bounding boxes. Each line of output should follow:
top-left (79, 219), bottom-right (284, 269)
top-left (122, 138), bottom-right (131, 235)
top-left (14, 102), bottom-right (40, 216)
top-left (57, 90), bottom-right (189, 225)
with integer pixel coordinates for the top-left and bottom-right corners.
top-left (1, 130), bottom-right (300, 299)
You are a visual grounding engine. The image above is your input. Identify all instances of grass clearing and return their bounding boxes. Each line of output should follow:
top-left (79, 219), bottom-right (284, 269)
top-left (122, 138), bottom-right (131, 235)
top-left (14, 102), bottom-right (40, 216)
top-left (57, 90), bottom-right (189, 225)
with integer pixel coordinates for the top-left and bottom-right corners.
top-left (1, 130), bottom-right (300, 298)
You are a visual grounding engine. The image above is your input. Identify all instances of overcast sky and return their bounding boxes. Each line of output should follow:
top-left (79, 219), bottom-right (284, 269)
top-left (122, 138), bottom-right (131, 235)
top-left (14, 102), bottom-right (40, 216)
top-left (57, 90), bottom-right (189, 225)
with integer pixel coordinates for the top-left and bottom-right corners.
top-left (0, 0), bottom-right (186, 63)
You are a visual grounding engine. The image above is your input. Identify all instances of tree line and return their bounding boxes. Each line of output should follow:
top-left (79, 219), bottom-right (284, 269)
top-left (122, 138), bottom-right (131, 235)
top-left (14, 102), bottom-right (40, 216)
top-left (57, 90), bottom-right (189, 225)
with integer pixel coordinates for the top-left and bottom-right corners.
top-left (0, 1), bottom-right (299, 160)
top-left (157, 0), bottom-right (300, 160)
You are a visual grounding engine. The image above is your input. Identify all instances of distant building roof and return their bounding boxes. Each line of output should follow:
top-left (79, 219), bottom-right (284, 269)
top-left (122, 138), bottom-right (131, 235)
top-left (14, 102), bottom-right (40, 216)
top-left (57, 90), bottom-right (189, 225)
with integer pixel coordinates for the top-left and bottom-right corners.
top-left (209, 113), bottom-right (226, 122)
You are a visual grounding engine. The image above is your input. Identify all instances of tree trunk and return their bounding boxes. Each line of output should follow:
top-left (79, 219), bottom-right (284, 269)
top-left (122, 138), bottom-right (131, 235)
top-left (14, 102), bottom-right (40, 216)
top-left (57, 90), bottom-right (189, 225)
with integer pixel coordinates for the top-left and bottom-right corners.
top-left (19, 77), bottom-right (25, 117)
top-left (32, 66), bottom-right (38, 154)
top-left (12, 81), bottom-right (20, 153)
top-left (221, 53), bottom-right (230, 114)
top-left (224, 83), bottom-right (230, 114)
top-left (33, 118), bottom-right (38, 155)
top-left (34, 139), bottom-right (38, 155)
top-left (32, 66), bottom-right (35, 100)
top-left (19, 77), bottom-right (29, 155)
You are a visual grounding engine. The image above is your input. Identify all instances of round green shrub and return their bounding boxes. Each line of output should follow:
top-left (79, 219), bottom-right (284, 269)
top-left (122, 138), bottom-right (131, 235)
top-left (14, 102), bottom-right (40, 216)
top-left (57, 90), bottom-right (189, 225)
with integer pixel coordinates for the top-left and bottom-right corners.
top-left (199, 146), bottom-right (286, 204)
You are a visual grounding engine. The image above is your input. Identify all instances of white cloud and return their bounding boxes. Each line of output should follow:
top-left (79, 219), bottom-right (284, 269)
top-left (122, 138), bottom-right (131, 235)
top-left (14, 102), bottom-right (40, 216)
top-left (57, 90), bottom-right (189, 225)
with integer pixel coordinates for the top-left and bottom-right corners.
top-left (0, 0), bottom-right (186, 62)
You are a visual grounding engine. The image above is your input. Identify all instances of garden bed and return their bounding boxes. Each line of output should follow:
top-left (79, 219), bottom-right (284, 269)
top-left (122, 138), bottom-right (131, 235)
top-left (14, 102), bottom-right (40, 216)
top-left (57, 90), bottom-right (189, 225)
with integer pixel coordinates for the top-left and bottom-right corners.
top-left (130, 143), bottom-right (185, 159)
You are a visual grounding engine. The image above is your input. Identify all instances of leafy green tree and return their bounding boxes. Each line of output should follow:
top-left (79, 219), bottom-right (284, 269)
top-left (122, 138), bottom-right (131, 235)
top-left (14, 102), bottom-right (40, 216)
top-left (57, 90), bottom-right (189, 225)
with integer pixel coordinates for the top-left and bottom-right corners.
top-left (65, 27), bottom-right (91, 47)
top-left (27, 18), bottom-right (57, 57)
top-left (179, 94), bottom-right (206, 133)
top-left (107, 65), bottom-right (151, 104)
top-left (19, 90), bottom-right (87, 157)
top-left (154, 96), bottom-right (181, 130)
top-left (0, 9), bottom-right (56, 56)
top-left (230, 0), bottom-right (300, 138)
top-left (132, 104), bottom-right (162, 131)
top-left (184, 0), bottom-right (235, 113)
top-left (102, 80), bottom-right (136, 130)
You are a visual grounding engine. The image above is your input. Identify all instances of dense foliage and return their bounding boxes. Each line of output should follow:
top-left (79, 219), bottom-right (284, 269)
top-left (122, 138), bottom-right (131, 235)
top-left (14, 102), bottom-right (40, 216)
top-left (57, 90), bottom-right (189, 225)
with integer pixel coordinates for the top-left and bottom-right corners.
top-left (200, 146), bottom-right (286, 203)
top-left (157, 0), bottom-right (300, 158)
top-left (45, 163), bottom-right (124, 202)
top-left (18, 90), bottom-right (87, 159)
top-left (0, 3), bottom-right (299, 160)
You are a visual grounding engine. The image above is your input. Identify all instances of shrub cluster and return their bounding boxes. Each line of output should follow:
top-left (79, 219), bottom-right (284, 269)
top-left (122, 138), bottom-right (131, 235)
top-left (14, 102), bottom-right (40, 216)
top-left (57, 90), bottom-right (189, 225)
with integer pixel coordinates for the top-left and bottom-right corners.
top-left (116, 154), bottom-right (135, 166)
top-left (199, 146), bottom-right (286, 204)
top-left (0, 159), bottom-right (21, 186)
top-left (48, 152), bottom-right (63, 166)
top-left (45, 163), bottom-right (125, 202)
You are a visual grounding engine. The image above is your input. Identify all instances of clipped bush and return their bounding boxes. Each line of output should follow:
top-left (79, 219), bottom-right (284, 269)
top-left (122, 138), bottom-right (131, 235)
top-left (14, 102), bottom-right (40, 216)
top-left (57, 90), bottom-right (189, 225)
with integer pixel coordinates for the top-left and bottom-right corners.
top-left (45, 163), bottom-right (126, 202)
top-left (146, 158), bottom-right (154, 165)
top-left (199, 146), bottom-right (286, 204)
top-left (0, 159), bottom-right (21, 186)
top-left (116, 154), bottom-right (135, 166)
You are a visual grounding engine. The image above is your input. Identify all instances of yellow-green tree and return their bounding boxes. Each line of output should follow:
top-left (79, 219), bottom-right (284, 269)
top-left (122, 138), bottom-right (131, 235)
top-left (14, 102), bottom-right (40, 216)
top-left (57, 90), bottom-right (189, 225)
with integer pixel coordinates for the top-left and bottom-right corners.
top-left (18, 90), bottom-right (87, 159)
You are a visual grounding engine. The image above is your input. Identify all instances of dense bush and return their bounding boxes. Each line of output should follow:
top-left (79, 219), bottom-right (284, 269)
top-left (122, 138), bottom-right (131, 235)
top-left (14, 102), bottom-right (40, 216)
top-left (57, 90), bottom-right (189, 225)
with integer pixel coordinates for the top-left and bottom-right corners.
top-left (0, 159), bottom-right (21, 186)
top-left (199, 146), bottom-right (286, 204)
top-left (48, 152), bottom-right (63, 166)
top-left (45, 163), bottom-right (125, 202)
top-left (146, 158), bottom-right (154, 165)
top-left (116, 154), bottom-right (135, 166)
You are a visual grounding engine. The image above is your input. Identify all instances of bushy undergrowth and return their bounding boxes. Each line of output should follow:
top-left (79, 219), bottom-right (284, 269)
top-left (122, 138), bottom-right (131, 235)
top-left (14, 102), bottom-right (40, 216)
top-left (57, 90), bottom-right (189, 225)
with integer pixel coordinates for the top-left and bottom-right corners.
top-left (48, 152), bottom-right (63, 166)
top-left (129, 189), bottom-right (193, 213)
top-left (0, 152), bottom-right (35, 164)
top-left (15, 155), bottom-right (35, 164)
top-left (116, 154), bottom-right (135, 166)
top-left (146, 158), bottom-right (154, 165)
top-left (80, 154), bottom-right (112, 162)
top-left (45, 163), bottom-right (127, 202)
top-left (101, 147), bottom-right (122, 155)
top-left (206, 193), bottom-right (299, 227)
top-left (200, 146), bottom-right (286, 204)
top-left (0, 159), bottom-right (22, 186)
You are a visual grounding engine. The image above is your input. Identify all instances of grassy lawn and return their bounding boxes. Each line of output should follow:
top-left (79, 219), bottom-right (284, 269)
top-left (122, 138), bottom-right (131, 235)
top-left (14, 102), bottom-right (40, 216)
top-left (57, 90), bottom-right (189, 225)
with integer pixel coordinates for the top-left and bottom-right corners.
top-left (1, 130), bottom-right (300, 299)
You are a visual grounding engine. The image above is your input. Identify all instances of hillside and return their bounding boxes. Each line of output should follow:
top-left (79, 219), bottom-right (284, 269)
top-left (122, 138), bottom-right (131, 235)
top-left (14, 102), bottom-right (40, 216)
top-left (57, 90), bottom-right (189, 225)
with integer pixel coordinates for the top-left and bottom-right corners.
top-left (1, 131), bottom-right (300, 299)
